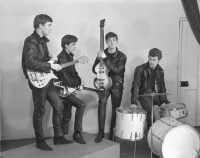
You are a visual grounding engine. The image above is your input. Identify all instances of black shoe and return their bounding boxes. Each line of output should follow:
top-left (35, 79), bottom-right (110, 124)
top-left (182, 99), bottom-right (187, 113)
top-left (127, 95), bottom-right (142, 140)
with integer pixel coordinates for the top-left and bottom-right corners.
top-left (36, 141), bottom-right (53, 151)
top-left (109, 133), bottom-right (114, 141)
top-left (73, 132), bottom-right (86, 144)
top-left (95, 131), bottom-right (104, 143)
top-left (54, 136), bottom-right (73, 145)
top-left (152, 153), bottom-right (159, 158)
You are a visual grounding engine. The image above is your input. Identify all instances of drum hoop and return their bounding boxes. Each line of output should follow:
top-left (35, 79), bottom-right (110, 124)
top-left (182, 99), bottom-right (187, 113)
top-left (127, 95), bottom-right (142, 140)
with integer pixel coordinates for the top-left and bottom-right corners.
top-left (116, 110), bottom-right (146, 114)
top-left (162, 107), bottom-right (185, 111)
top-left (115, 136), bottom-right (143, 142)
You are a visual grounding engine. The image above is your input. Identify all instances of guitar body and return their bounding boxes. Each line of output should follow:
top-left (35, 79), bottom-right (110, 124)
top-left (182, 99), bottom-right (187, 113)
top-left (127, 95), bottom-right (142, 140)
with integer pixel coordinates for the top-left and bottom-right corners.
top-left (93, 19), bottom-right (112, 90)
top-left (27, 56), bottom-right (88, 88)
top-left (94, 62), bottom-right (112, 90)
top-left (27, 69), bottom-right (58, 88)
top-left (53, 81), bottom-right (103, 97)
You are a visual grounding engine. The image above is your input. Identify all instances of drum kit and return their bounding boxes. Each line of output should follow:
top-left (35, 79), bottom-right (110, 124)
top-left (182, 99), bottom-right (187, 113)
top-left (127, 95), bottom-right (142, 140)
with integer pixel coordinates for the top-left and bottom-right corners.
top-left (115, 92), bottom-right (200, 158)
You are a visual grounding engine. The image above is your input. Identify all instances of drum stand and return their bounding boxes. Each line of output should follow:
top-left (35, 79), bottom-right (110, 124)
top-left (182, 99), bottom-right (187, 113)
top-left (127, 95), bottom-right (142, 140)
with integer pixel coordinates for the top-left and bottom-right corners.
top-left (139, 93), bottom-right (170, 158)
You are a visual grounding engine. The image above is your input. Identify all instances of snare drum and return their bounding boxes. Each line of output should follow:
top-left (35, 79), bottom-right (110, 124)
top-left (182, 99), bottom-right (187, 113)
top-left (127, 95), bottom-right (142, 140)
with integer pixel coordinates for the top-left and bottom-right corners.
top-left (160, 103), bottom-right (188, 119)
top-left (115, 106), bottom-right (146, 141)
top-left (147, 117), bottom-right (200, 158)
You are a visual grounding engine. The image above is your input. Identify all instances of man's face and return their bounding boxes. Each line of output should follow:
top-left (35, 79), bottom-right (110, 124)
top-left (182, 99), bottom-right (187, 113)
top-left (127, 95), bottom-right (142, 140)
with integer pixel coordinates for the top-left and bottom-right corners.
top-left (106, 37), bottom-right (118, 50)
top-left (148, 56), bottom-right (159, 69)
top-left (65, 42), bottom-right (77, 53)
top-left (40, 22), bottom-right (52, 36)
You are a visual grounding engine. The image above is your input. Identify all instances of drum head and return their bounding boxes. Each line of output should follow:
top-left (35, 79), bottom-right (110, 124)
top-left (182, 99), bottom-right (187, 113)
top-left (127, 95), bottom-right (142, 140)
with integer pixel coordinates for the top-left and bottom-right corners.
top-left (162, 125), bottom-right (200, 158)
top-left (116, 106), bottom-right (132, 113)
top-left (161, 103), bottom-right (186, 111)
top-left (116, 106), bottom-right (146, 114)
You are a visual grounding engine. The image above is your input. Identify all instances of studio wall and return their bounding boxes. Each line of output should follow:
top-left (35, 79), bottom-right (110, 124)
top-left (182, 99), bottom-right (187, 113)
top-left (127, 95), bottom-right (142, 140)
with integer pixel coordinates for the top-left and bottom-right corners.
top-left (0, 0), bottom-right (185, 140)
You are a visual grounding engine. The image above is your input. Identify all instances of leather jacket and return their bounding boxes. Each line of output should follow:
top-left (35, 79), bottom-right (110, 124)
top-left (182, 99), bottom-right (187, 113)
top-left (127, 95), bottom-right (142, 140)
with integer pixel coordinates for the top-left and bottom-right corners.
top-left (92, 48), bottom-right (127, 90)
top-left (57, 50), bottom-right (81, 88)
top-left (131, 62), bottom-right (169, 105)
top-left (21, 31), bottom-right (51, 79)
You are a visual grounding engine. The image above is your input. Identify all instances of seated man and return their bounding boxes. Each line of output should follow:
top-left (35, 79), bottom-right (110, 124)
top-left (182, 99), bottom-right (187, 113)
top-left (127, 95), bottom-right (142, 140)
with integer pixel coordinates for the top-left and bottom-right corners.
top-left (57, 34), bottom-right (87, 144)
top-left (131, 48), bottom-right (170, 131)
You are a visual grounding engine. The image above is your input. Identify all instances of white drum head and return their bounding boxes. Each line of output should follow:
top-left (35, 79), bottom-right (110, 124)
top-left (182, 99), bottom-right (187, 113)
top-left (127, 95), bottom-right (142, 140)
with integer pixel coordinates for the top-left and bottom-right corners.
top-left (162, 125), bottom-right (200, 158)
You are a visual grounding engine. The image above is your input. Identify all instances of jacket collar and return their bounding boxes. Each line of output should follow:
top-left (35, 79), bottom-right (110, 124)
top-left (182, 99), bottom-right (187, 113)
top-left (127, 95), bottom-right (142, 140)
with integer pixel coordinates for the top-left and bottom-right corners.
top-left (33, 30), bottom-right (49, 44)
top-left (145, 61), bottom-right (161, 71)
top-left (62, 49), bottom-right (74, 57)
top-left (105, 48), bottom-right (119, 58)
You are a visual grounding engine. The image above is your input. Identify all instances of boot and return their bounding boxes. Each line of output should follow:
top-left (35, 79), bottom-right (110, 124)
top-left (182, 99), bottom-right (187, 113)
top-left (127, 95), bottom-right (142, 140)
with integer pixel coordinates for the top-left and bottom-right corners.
top-left (63, 125), bottom-right (69, 135)
top-left (73, 131), bottom-right (86, 144)
top-left (95, 130), bottom-right (104, 143)
top-left (54, 136), bottom-right (73, 145)
top-left (36, 140), bottom-right (53, 151)
top-left (109, 129), bottom-right (114, 141)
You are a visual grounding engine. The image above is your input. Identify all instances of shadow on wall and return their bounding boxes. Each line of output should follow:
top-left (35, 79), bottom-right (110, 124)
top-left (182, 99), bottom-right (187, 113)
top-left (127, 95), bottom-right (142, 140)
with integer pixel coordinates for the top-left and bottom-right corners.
top-left (2, 68), bottom-right (54, 139)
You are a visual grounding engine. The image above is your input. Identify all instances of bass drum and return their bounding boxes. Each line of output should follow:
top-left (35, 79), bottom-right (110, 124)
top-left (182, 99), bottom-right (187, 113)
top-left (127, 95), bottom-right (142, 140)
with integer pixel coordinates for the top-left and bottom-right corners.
top-left (147, 117), bottom-right (200, 158)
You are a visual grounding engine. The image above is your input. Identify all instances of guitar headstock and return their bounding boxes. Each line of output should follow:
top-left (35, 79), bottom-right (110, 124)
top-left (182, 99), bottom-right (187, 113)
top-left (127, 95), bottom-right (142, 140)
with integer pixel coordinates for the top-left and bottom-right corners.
top-left (100, 19), bottom-right (105, 28)
top-left (77, 55), bottom-right (89, 64)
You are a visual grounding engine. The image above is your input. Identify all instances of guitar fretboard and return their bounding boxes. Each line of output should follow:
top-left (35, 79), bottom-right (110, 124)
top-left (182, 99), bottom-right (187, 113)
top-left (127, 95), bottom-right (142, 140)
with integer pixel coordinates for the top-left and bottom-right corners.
top-left (83, 87), bottom-right (103, 93)
top-left (61, 60), bottom-right (79, 69)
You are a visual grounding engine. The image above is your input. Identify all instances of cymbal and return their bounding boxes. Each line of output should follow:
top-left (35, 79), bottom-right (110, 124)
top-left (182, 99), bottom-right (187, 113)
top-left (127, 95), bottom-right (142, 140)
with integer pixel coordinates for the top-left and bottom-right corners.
top-left (139, 93), bottom-right (171, 97)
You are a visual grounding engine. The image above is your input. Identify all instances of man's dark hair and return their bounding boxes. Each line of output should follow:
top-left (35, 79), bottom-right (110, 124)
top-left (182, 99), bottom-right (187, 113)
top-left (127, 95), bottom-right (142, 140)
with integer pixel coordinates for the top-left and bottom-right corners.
top-left (33, 14), bottom-right (53, 29)
top-left (148, 48), bottom-right (162, 60)
top-left (105, 32), bottom-right (118, 41)
top-left (61, 35), bottom-right (78, 48)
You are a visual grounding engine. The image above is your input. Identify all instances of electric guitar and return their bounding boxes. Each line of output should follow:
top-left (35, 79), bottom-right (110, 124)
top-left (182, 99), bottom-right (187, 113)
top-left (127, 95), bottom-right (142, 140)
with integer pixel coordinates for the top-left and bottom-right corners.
top-left (27, 56), bottom-right (89, 88)
top-left (94, 19), bottom-right (112, 90)
top-left (53, 81), bottom-right (104, 97)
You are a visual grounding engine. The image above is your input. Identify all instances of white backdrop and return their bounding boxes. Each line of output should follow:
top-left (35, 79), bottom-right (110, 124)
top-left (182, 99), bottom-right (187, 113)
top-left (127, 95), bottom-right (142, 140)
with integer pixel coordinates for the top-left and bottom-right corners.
top-left (0, 0), bottom-right (185, 140)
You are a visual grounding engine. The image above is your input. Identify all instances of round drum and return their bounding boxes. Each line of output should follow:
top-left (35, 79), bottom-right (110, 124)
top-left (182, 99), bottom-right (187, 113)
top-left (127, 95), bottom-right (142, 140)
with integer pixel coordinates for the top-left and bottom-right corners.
top-left (115, 106), bottom-right (146, 141)
top-left (160, 103), bottom-right (188, 119)
top-left (147, 117), bottom-right (200, 158)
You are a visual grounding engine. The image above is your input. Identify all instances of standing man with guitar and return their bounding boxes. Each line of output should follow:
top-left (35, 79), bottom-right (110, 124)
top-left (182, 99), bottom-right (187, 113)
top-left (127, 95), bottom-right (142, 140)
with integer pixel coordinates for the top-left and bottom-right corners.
top-left (92, 22), bottom-right (127, 143)
top-left (56, 35), bottom-right (88, 144)
top-left (21, 14), bottom-right (73, 151)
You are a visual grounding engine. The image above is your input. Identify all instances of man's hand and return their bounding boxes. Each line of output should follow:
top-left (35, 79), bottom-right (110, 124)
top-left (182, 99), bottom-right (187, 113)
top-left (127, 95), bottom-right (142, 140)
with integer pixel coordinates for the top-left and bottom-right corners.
top-left (98, 51), bottom-right (106, 58)
top-left (130, 104), bottom-right (138, 109)
top-left (50, 63), bottom-right (62, 71)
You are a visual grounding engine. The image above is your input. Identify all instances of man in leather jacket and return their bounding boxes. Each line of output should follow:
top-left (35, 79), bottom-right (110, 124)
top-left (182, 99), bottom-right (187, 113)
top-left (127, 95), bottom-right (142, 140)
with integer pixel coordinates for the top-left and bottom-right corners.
top-left (131, 48), bottom-right (169, 131)
top-left (56, 35), bottom-right (87, 144)
top-left (21, 14), bottom-right (72, 151)
top-left (92, 32), bottom-right (127, 143)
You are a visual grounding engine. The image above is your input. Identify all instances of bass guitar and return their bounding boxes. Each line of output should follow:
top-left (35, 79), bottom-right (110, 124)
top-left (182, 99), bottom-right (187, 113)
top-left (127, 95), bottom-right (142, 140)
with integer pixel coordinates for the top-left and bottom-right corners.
top-left (93, 19), bottom-right (112, 90)
top-left (54, 81), bottom-right (104, 97)
top-left (27, 56), bottom-right (88, 88)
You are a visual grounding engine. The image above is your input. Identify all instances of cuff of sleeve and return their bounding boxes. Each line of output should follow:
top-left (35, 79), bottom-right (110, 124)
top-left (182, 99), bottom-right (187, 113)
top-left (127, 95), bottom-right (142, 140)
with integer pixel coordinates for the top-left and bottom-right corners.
top-left (131, 101), bottom-right (138, 106)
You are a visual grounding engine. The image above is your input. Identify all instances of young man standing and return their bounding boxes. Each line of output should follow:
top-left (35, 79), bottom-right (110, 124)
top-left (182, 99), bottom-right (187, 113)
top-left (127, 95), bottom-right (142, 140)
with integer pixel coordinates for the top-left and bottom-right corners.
top-left (92, 32), bottom-right (127, 143)
top-left (56, 35), bottom-right (87, 144)
top-left (22, 14), bottom-right (72, 151)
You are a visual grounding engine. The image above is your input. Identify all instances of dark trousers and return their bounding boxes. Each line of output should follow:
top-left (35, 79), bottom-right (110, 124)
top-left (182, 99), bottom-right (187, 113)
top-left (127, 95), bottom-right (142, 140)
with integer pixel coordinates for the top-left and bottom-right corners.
top-left (139, 96), bottom-right (160, 131)
top-left (98, 88), bottom-right (123, 134)
top-left (31, 80), bottom-right (64, 142)
top-left (61, 95), bottom-right (85, 132)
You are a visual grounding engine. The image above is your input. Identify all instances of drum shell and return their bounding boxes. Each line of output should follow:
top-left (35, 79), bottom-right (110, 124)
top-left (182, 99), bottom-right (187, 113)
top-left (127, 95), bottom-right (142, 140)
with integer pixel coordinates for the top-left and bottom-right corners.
top-left (147, 117), bottom-right (200, 158)
top-left (115, 107), bottom-right (146, 141)
top-left (160, 103), bottom-right (188, 119)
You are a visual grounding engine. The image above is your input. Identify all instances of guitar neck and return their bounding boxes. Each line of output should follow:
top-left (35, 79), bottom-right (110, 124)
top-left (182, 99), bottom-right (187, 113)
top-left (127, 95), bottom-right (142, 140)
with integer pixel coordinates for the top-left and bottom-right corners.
top-left (60, 60), bottom-right (79, 69)
top-left (100, 27), bottom-right (104, 51)
top-left (99, 24), bottom-right (104, 65)
top-left (83, 87), bottom-right (102, 93)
